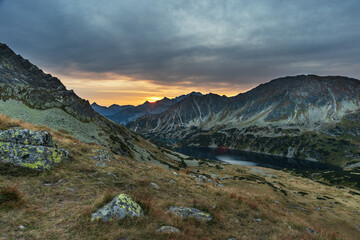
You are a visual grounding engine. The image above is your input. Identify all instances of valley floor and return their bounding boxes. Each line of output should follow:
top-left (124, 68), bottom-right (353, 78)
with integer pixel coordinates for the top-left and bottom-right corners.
top-left (1, 116), bottom-right (360, 240)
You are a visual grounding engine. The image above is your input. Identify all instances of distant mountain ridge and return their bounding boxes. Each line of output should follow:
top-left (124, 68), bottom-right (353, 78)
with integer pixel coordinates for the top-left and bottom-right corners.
top-left (128, 75), bottom-right (360, 167)
top-left (93, 92), bottom-right (202, 125)
top-left (91, 102), bottom-right (135, 116)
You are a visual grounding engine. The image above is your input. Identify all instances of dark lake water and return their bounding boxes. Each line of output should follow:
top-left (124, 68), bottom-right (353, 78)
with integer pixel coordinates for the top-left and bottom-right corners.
top-left (175, 146), bottom-right (340, 171)
top-left (175, 146), bottom-right (360, 190)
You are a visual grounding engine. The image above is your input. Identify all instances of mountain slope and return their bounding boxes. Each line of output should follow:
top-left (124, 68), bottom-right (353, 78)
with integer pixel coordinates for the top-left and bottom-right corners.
top-left (128, 75), bottom-right (360, 167)
top-left (0, 42), bottom-right (182, 166)
top-left (106, 92), bottom-right (202, 125)
top-left (1, 114), bottom-right (359, 239)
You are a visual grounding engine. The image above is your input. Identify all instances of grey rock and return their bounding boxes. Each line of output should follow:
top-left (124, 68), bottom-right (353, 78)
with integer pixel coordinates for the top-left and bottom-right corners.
top-left (168, 206), bottom-right (212, 221)
top-left (150, 182), bottom-right (160, 189)
top-left (255, 218), bottom-right (262, 222)
top-left (91, 194), bottom-right (144, 221)
top-left (95, 161), bottom-right (107, 167)
top-left (91, 149), bottom-right (114, 162)
top-left (197, 175), bottom-right (224, 187)
top-left (156, 226), bottom-right (180, 233)
top-left (0, 129), bottom-right (68, 170)
top-left (0, 129), bottom-right (56, 147)
top-left (306, 227), bottom-right (317, 234)
top-left (106, 172), bottom-right (118, 178)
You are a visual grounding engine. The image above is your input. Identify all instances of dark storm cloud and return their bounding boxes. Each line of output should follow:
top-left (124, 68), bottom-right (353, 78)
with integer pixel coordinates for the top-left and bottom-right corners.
top-left (0, 0), bottom-right (360, 86)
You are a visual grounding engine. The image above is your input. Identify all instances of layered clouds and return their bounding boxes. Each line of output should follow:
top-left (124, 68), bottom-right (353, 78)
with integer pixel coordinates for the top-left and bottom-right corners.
top-left (0, 0), bottom-right (359, 104)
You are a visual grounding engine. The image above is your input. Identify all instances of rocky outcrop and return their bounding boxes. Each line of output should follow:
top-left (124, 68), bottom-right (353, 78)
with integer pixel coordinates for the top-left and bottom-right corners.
top-left (0, 129), bottom-right (68, 170)
top-left (168, 206), bottom-right (212, 221)
top-left (91, 194), bottom-right (144, 221)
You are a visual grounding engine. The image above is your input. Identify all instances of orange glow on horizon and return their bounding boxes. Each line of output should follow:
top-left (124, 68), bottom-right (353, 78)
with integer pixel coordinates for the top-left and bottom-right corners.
top-left (51, 70), bottom-right (257, 107)
top-left (147, 97), bottom-right (162, 103)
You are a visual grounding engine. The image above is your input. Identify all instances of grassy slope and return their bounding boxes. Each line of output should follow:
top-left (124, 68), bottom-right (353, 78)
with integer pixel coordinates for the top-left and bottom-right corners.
top-left (0, 114), bottom-right (360, 240)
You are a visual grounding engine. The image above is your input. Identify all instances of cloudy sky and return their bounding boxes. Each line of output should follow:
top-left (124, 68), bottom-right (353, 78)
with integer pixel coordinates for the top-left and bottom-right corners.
top-left (1, 0), bottom-right (360, 105)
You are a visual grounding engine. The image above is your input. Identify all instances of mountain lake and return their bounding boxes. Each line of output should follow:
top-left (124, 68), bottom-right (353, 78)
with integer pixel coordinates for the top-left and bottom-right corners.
top-left (175, 146), bottom-right (360, 190)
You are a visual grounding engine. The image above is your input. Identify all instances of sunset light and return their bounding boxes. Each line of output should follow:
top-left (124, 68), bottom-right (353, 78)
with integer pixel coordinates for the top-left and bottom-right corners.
top-left (147, 97), bottom-right (162, 103)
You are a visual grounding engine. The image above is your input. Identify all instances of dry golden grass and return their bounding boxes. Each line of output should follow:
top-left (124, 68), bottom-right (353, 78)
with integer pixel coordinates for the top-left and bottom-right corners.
top-left (0, 113), bottom-right (360, 239)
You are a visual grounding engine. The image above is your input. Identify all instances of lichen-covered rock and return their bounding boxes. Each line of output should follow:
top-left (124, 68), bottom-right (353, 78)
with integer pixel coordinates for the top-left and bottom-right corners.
top-left (0, 129), bottom-right (56, 147)
top-left (91, 194), bottom-right (144, 221)
top-left (156, 226), bottom-right (180, 233)
top-left (168, 206), bottom-right (212, 221)
top-left (0, 129), bottom-right (68, 170)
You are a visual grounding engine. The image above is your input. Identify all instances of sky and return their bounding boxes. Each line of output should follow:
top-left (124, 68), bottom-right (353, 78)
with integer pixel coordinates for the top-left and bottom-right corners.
top-left (1, 0), bottom-right (360, 106)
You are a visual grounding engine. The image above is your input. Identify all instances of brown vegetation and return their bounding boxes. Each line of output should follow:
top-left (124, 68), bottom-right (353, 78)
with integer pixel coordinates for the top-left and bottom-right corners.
top-left (0, 113), bottom-right (359, 239)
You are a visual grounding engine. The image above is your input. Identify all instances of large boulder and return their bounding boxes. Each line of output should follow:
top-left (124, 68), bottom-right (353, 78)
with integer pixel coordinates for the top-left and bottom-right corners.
top-left (0, 129), bottom-right (68, 170)
top-left (168, 206), bottom-right (212, 221)
top-left (91, 194), bottom-right (144, 221)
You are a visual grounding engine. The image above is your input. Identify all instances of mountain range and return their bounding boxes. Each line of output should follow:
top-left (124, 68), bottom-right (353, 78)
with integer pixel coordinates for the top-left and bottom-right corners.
top-left (127, 75), bottom-right (360, 168)
top-left (92, 92), bottom-right (202, 125)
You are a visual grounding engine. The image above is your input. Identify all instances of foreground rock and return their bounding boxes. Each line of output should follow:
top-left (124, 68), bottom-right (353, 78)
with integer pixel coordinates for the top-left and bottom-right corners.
top-left (0, 129), bottom-right (68, 170)
top-left (91, 194), bottom-right (144, 221)
top-left (168, 206), bottom-right (212, 221)
top-left (156, 226), bottom-right (181, 233)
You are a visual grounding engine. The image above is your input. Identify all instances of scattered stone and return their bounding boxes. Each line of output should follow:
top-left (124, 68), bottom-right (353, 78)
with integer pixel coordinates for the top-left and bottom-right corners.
top-left (0, 129), bottom-right (68, 170)
top-left (306, 227), bottom-right (317, 235)
top-left (150, 182), bottom-right (160, 189)
top-left (212, 204), bottom-right (217, 209)
top-left (106, 172), bottom-right (118, 179)
top-left (95, 161), bottom-right (106, 167)
top-left (255, 218), bottom-right (262, 222)
top-left (43, 179), bottom-right (63, 186)
top-left (91, 194), bottom-right (144, 221)
top-left (169, 180), bottom-right (176, 184)
top-left (293, 206), bottom-right (306, 211)
top-left (91, 149), bottom-right (114, 162)
top-left (19, 225), bottom-right (25, 230)
top-left (274, 201), bottom-right (280, 205)
top-left (68, 188), bottom-right (75, 192)
top-left (197, 175), bottom-right (224, 187)
top-left (173, 172), bottom-right (179, 176)
top-left (156, 226), bottom-right (180, 233)
top-left (316, 207), bottom-right (321, 211)
top-left (228, 238), bottom-right (237, 240)
top-left (168, 206), bottom-right (212, 221)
